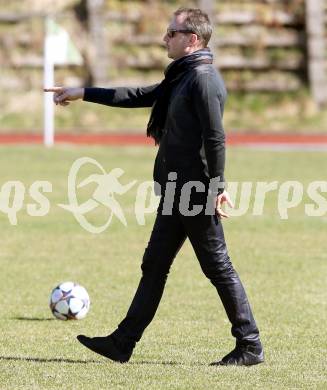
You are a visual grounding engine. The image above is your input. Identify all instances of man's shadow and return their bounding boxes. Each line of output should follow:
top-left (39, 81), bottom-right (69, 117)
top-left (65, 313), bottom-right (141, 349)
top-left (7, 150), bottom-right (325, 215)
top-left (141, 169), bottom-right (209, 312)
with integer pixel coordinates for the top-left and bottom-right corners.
top-left (0, 356), bottom-right (100, 364)
top-left (0, 356), bottom-right (198, 366)
top-left (8, 318), bottom-right (205, 366)
top-left (130, 361), bottom-right (207, 366)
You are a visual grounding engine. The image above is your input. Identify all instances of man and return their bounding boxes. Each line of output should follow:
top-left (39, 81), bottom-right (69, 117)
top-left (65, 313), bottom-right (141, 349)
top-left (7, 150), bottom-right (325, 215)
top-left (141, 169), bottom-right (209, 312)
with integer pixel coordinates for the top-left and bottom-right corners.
top-left (45, 7), bottom-right (264, 366)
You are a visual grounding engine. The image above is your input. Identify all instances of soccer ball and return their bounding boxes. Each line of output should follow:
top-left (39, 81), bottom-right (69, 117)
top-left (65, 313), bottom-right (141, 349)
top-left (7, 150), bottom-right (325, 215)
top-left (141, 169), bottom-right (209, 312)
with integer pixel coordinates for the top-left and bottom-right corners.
top-left (49, 281), bottom-right (90, 320)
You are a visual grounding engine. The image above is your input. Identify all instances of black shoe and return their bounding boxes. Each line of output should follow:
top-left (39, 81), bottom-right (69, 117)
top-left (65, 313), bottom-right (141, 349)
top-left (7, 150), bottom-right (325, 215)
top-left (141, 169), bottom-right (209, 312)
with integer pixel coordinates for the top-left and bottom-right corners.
top-left (76, 335), bottom-right (133, 363)
top-left (210, 343), bottom-right (264, 366)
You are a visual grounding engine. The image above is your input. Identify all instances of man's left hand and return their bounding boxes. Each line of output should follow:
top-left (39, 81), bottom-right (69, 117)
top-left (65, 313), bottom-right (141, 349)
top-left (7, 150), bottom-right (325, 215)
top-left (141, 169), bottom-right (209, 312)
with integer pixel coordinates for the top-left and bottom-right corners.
top-left (215, 190), bottom-right (234, 218)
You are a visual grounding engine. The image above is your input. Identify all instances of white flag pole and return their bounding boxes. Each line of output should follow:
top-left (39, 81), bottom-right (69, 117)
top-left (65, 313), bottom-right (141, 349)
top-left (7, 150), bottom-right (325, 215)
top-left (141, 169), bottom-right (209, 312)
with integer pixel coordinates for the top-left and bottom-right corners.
top-left (43, 16), bottom-right (55, 147)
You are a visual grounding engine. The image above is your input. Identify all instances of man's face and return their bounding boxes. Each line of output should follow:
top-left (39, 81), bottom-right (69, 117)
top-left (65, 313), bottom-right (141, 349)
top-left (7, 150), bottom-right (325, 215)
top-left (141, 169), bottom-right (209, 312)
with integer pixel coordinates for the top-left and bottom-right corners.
top-left (163, 13), bottom-right (195, 60)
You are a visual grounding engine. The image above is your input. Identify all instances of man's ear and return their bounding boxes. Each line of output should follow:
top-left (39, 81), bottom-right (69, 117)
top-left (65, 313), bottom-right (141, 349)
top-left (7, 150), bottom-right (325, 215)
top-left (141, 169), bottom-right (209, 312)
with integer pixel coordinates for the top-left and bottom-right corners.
top-left (190, 33), bottom-right (204, 49)
top-left (189, 33), bottom-right (199, 46)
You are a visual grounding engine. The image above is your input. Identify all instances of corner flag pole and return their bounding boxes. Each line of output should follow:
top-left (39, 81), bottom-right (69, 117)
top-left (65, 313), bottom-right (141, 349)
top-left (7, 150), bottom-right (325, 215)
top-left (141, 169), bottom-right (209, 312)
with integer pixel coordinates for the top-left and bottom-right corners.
top-left (43, 16), bottom-right (55, 147)
top-left (43, 17), bottom-right (83, 147)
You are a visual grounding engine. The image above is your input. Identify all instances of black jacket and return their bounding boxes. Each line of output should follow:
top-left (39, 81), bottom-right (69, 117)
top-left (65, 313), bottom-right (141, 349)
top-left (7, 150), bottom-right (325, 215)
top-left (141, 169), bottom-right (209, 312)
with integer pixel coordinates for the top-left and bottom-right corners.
top-left (84, 63), bottom-right (226, 194)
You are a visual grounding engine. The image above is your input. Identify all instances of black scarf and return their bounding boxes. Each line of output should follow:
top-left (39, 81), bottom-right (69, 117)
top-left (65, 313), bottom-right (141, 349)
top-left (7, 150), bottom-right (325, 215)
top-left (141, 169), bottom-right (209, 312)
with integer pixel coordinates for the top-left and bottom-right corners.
top-left (146, 48), bottom-right (213, 144)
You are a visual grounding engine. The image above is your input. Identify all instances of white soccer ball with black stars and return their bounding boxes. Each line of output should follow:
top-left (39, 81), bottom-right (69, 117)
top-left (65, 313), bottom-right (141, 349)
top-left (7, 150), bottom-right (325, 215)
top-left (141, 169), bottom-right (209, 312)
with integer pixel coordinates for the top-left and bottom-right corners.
top-left (49, 282), bottom-right (90, 320)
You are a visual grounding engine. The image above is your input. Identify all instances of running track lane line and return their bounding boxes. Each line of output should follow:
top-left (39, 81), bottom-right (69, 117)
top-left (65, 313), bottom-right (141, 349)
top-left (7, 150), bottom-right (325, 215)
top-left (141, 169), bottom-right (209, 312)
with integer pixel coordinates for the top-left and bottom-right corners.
top-left (0, 133), bottom-right (327, 146)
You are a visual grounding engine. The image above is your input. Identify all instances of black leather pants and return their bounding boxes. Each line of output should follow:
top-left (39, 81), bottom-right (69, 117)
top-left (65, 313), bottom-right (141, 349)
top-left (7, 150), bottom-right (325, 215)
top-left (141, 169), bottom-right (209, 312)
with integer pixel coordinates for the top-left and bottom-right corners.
top-left (115, 191), bottom-right (260, 347)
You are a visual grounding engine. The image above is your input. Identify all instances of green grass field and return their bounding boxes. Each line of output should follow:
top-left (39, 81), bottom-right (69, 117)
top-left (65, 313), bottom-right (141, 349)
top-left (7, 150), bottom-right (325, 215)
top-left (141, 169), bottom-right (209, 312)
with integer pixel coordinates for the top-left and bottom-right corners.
top-left (0, 145), bottom-right (326, 389)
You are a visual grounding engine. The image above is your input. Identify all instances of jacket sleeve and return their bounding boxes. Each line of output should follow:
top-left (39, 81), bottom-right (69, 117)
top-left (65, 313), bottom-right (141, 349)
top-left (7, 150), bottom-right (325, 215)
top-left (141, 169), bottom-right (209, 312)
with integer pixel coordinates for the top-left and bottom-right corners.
top-left (192, 72), bottom-right (226, 193)
top-left (83, 84), bottom-right (160, 108)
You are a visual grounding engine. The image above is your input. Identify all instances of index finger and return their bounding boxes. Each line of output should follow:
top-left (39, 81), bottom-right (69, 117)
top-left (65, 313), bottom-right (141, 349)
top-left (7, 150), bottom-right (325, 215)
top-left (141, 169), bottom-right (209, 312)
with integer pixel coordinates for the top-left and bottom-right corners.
top-left (43, 87), bottom-right (63, 92)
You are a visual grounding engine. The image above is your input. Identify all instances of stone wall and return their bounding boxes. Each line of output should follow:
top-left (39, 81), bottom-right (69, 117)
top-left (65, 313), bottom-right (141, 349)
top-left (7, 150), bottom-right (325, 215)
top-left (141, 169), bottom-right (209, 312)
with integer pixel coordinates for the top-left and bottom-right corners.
top-left (0, 0), bottom-right (325, 96)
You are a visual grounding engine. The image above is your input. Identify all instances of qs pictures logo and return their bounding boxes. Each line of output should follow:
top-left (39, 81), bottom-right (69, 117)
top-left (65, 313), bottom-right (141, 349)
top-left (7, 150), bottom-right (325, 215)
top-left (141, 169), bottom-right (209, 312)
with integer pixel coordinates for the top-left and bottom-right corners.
top-left (0, 157), bottom-right (325, 232)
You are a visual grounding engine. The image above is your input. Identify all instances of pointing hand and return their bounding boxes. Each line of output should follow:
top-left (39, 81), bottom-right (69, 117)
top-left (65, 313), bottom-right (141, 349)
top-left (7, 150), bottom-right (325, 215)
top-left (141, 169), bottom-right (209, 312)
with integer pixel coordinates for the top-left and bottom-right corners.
top-left (43, 87), bottom-right (84, 106)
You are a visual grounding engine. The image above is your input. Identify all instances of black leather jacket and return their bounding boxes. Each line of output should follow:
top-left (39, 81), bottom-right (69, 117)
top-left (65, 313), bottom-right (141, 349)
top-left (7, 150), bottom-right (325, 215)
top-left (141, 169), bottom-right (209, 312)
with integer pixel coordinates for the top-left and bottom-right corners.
top-left (84, 62), bottom-right (227, 194)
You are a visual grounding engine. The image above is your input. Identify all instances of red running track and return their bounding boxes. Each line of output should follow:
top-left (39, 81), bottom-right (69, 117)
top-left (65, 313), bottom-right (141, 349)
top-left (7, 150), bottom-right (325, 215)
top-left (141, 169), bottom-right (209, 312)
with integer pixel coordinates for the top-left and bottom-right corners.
top-left (0, 133), bottom-right (327, 146)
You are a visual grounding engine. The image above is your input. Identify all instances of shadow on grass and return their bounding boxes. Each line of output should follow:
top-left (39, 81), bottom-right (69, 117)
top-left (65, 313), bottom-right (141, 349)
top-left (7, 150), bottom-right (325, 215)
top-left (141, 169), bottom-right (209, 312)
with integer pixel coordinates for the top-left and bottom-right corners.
top-left (0, 356), bottom-right (208, 366)
top-left (130, 360), bottom-right (182, 366)
top-left (0, 356), bottom-right (100, 364)
top-left (130, 360), bottom-right (207, 367)
top-left (12, 316), bottom-right (55, 321)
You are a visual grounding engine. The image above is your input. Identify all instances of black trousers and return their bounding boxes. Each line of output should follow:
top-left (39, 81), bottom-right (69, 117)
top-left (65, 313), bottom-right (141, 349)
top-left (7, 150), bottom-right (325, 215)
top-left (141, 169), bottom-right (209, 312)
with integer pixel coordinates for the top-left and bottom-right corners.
top-left (114, 187), bottom-right (260, 348)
